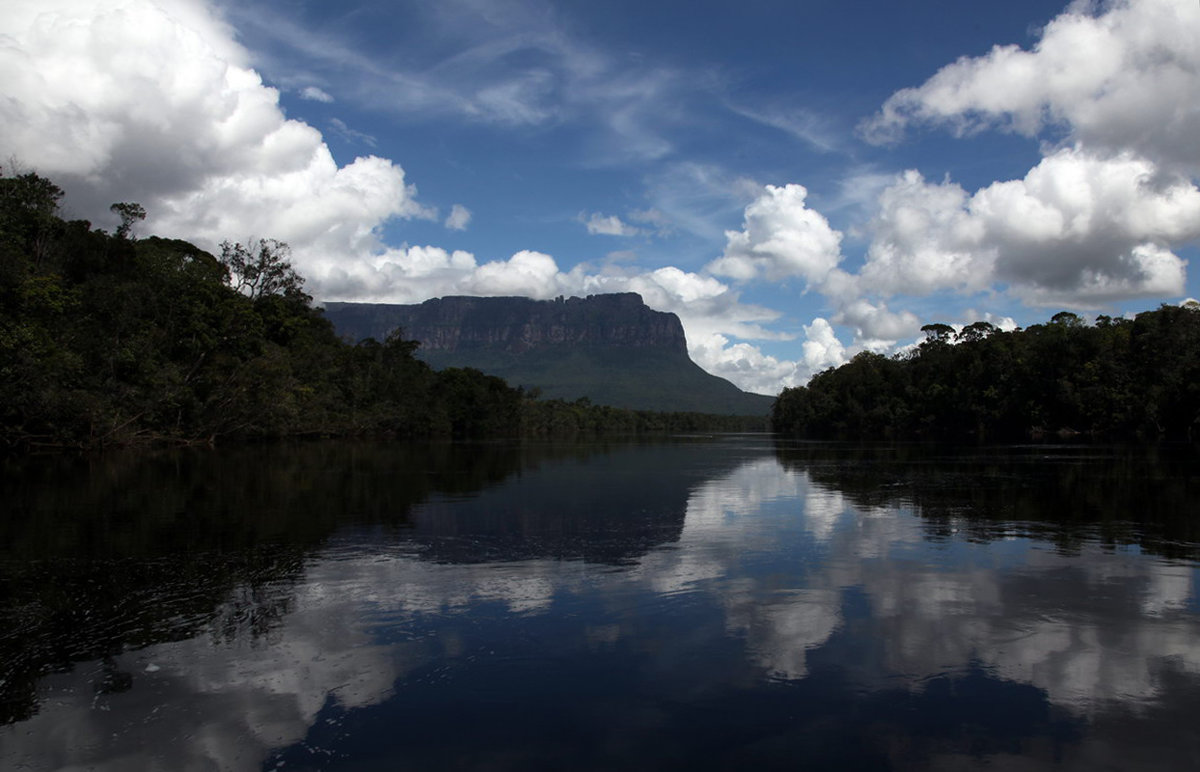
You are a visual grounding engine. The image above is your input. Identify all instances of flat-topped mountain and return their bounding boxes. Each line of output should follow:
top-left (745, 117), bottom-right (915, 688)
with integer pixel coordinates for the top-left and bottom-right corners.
top-left (328, 293), bottom-right (688, 354)
top-left (322, 294), bottom-right (773, 416)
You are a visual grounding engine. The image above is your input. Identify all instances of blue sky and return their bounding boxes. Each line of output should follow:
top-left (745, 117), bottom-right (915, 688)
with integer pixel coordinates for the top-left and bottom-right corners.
top-left (3, 0), bottom-right (1199, 393)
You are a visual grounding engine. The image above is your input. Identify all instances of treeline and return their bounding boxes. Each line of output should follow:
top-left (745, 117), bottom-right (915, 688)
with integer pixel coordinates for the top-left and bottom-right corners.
top-left (772, 309), bottom-right (1200, 442)
top-left (0, 172), bottom-right (762, 450)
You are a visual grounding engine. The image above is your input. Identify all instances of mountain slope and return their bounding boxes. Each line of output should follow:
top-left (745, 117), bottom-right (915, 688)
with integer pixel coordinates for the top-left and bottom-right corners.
top-left (323, 294), bottom-right (774, 416)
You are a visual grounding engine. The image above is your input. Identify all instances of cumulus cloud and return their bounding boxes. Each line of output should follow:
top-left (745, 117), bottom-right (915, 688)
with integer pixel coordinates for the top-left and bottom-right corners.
top-left (466, 250), bottom-right (563, 296)
top-left (707, 184), bottom-right (843, 285)
top-left (0, 0), bottom-right (816, 395)
top-left (860, 171), bottom-right (987, 296)
top-left (444, 203), bottom-right (472, 231)
top-left (700, 184), bottom-right (929, 361)
top-left (860, 0), bottom-right (1200, 171)
top-left (584, 212), bottom-right (643, 237)
top-left (0, 0), bottom-right (431, 272)
top-left (862, 149), bottom-right (1200, 306)
top-left (689, 334), bottom-right (801, 396)
top-left (800, 318), bottom-right (846, 373)
top-left (691, 0), bottom-right (1200, 377)
top-left (844, 0), bottom-right (1200, 323)
top-left (833, 299), bottom-right (923, 348)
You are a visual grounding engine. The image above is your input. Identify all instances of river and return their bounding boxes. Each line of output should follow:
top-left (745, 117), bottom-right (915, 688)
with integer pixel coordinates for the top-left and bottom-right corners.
top-left (2, 436), bottom-right (1198, 770)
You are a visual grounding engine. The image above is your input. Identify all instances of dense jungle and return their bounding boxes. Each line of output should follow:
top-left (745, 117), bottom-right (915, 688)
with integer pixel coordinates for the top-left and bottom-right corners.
top-left (0, 172), bottom-right (756, 450)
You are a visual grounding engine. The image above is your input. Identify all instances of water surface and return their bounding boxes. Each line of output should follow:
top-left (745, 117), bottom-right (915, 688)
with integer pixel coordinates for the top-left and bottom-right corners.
top-left (2, 438), bottom-right (1198, 770)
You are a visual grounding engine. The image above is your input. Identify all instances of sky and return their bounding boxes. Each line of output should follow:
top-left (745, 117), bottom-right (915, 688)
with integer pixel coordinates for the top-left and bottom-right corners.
top-left (3, 0), bottom-right (1200, 395)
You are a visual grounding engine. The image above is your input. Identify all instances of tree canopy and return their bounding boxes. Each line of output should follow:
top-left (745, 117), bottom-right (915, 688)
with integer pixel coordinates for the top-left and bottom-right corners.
top-left (772, 309), bottom-right (1200, 442)
top-left (0, 171), bottom-right (762, 450)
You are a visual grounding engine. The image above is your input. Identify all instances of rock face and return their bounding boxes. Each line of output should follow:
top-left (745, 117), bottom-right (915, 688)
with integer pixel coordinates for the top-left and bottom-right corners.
top-left (322, 294), bottom-right (774, 415)
top-left (332, 293), bottom-right (689, 355)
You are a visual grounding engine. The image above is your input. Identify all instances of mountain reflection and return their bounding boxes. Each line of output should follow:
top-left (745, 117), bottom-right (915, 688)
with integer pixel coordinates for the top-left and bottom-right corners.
top-left (2, 438), bottom-right (1198, 770)
top-left (0, 440), bottom-right (735, 732)
top-left (402, 443), bottom-right (721, 565)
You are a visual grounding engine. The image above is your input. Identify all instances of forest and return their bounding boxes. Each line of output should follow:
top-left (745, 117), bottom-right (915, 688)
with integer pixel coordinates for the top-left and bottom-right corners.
top-left (772, 307), bottom-right (1200, 442)
top-left (9, 169), bottom-right (1198, 450)
top-left (0, 172), bottom-right (758, 451)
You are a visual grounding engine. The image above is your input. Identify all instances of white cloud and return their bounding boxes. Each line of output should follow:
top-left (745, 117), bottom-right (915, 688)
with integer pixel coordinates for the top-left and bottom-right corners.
top-left (624, 265), bottom-right (728, 305)
top-left (862, 149), bottom-right (1200, 306)
top-left (584, 212), bottom-right (642, 237)
top-left (444, 203), bottom-right (472, 231)
top-left (860, 0), bottom-right (1200, 170)
top-left (833, 299), bottom-right (922, 346)
top-left (0, 0), bottom-right (811, 395)
top-left (689, 334), bottom-right (800, 395)
top-left (861, 170), bottom-right (988, 296)
top-left (583, 210), bottom-right (675, 239)
top-left (976, 149), bottom-right (1199, 303)
top-left (707, 184), bottom-right (843, 285)
top-left (13, 0), bottom-right (1194, 400)
top-left (849, 0), bottom-right (1200, 324)
top-left (299, 85), bottom-right (333, 103)
top-left (466, 249), bottom-right (563, 296)
top-left (700, 0), bottom-right (1200, 367)
top-left (800, 318), bottom-right (846, 374)
top-left (0, 0), bottom-right (432, 268)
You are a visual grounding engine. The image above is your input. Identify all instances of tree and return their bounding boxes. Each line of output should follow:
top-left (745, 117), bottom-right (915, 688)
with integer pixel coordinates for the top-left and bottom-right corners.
top-left (0, 172), bottom-right (65, 271)
top-left (958, 321), bottom-right (997, 343)
top-left (219, 239), bottom-right (305, 300)
top-left (1050, 311), bottom-right (1083, 327)
top-left (109, 202), bottom-right (146, 239)
top-left (920, 323), bottom-right (955, 344)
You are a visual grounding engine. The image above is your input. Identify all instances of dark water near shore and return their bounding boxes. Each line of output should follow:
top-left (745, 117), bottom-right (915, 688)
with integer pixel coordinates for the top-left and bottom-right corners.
top-left (2, 437), bottom-right (1199, 770)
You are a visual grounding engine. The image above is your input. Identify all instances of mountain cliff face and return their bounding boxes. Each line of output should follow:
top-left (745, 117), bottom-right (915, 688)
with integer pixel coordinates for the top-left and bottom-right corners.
top-left (322, 294), bottom-right (774, 415)
top-left (324, 293), bottom-right (688, 355)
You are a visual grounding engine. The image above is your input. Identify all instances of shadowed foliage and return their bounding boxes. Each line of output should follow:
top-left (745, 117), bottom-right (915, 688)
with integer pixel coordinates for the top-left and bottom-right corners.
top-left (772, 305), bottom-right (1200, 441)
top-left (0, 172), bottom-right (763, 450)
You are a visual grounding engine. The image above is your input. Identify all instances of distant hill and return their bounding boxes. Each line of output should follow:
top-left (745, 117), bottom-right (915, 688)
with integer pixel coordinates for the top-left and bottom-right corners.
top-left (322, 294), bottom-right (775, 416)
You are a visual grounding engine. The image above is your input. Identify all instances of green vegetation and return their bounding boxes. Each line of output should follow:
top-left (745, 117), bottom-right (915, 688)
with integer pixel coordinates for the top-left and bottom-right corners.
top-left (322, 296), bottom-right (775, 416)
top-left (418, 346), bottom-right (774, 416)
top-left (0, 172), bottom-right (762, 450)
top-left (772, 308), bottom-right (1200, 441)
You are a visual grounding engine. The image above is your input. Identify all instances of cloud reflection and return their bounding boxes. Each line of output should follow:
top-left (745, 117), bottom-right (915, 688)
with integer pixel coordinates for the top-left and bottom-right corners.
top-left (3, 442), bottom-right (1199, 770)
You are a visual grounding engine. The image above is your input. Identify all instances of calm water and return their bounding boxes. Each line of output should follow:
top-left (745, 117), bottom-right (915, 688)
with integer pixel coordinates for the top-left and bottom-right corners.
top-left (2, 437), bottom-right (1199, 770)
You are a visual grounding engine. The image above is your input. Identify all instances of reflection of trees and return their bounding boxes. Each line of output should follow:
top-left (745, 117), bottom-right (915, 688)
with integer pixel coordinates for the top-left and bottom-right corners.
top-left (773, 441), bottom-right (1200, 725)
top-left (0, 439), bottom-right (734, 726)
top-left (774, 441), bottom-right (1200, 559)
top-left (6, 439), bottom-right (1196, 769)
top-left (0, 440), bottom-right (531, 725)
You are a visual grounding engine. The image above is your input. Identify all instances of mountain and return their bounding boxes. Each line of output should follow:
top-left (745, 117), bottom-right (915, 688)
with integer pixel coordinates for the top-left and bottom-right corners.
top-left (322, 294), bottom-right (775, 415)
